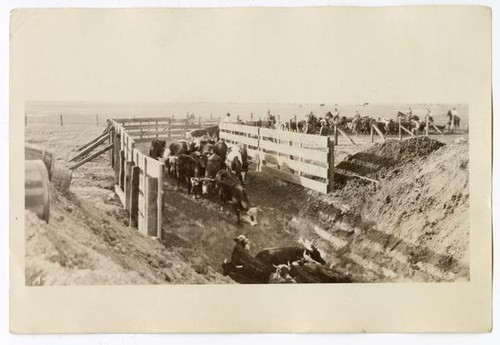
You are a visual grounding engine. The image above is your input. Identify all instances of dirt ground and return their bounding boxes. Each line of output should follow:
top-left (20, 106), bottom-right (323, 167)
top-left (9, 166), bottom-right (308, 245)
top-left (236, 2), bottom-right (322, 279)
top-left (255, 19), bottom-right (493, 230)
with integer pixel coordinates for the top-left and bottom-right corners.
top-left (24, 124), bottom-right (469, 285)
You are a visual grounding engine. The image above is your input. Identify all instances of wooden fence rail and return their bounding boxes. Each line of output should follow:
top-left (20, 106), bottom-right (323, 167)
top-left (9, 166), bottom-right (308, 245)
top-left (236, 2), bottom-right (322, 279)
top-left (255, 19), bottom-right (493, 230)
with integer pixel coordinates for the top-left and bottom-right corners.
top-left (219, 122), bottom-right (335, 194)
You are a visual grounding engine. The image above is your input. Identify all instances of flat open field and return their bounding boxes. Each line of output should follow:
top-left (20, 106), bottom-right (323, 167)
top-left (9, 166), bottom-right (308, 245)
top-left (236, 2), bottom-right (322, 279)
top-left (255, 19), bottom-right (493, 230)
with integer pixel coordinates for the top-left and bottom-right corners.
top-left (24, 123), bottom-right (470, 285)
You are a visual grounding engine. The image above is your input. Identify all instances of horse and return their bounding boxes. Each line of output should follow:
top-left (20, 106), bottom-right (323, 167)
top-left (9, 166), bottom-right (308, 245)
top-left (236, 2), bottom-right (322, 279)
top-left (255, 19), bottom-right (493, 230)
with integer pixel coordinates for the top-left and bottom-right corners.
top-left (447, 111), bottom-right (460, 133)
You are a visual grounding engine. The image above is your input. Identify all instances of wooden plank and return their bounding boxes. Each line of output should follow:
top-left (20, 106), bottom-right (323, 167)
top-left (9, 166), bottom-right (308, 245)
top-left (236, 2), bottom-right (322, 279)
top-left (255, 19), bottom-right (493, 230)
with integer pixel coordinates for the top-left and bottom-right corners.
top-left (372, 124), bottom-right (386, 141)
top-left (157, 163), bottom-right (164, 241)
top-left (118, 117), bottom-right (173, 124)
top-left (74, 132), bottom-right (108, 153)
top-left (220, 132), bottom-right (259, 147)
top-left (429, 121), bottom-right (445, 136)
top-left (69, 144), bottom-right (113, 170)
top-left (262, 166), bottom-right (328, 194)
top-left (259, 127), bottom-right (328, 146)
top-left (114, 184), bottom-right (126, 206)
top-left (336, 127), bottom-right (357, 145)
top-left (327, 139), bottom-right (335, 193)
top-left (146, 176), bottom-right (158, 237)
top-left (124, 161), bottom-right (134, 211)
top-left (256, 151), bottom-right (328, 178)
top-left (220, 122), bottom-right (259, 135)
top-left (259, 139), bottom-right (328, 162)
top-left (129, 166), bottom-right (140, 228)
top-left (133, 152), bottom-right (161, 179)
top-left (400, 125), bottom-right (415, 137)
top-left (119, 150), bottom-right (125, 189)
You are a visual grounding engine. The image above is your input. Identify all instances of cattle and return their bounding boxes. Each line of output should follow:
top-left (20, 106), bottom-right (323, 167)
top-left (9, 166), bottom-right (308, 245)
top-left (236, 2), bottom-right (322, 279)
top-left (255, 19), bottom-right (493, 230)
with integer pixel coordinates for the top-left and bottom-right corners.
top-left (268, 264), bottom-right (296, 284)
top-left (202, 152), bottom-right (224, 196)
top-left (215, 170), bottom-right (257, 223)
top-left (226, 144), bottom-right (249, 184)
top-left (221, 236), bottom-right (273, 284)
top-left (175, 154), bottom-right (203, 196)
top-left (188, 126), bottom-right (219, 142)
top-left (161, 140), bottom-right (190, 176)
top-left (214, 140), bottom-right (228, 163)
top-left (148, 139), bottom-right (166, 159)
top-left (255, 245), bottom-right (327, 267)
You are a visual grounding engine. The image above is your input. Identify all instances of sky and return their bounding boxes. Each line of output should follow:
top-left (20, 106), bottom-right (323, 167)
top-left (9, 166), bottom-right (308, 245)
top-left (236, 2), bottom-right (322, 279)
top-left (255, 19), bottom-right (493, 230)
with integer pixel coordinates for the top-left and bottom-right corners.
top-left (10, 7), bottom-right (489, 104)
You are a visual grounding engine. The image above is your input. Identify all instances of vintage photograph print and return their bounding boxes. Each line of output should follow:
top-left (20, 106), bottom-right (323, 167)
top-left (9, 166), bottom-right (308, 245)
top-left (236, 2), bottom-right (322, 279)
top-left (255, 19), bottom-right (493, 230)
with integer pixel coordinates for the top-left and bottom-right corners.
top-left (10, 5), bottom-right (492, 334)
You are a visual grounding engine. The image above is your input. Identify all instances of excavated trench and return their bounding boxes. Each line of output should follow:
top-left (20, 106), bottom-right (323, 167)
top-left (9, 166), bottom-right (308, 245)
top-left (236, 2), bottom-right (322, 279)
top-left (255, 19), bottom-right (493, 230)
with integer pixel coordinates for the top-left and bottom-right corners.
top-left (157, 136), bottom-right (469, 283)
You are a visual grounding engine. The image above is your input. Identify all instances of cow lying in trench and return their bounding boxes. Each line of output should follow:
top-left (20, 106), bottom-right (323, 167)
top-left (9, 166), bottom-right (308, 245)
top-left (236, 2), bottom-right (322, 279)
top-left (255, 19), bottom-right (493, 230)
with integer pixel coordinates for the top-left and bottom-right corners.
top-left (222, 236), bottom-right (353, 284)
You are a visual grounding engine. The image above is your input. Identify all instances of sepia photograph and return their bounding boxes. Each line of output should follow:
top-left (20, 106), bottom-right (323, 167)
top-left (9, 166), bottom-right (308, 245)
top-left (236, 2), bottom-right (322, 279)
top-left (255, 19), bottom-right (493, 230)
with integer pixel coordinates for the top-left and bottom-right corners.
top-left (24, 101), bottom-right (470, 285)
top-left (9, 5), bottom-right (492, 334)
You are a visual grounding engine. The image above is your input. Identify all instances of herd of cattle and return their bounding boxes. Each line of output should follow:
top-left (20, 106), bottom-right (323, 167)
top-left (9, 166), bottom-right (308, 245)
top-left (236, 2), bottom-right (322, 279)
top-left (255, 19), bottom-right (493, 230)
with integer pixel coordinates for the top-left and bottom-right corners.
top-left (222, 235), bottom-right (353, 284)
top-left (148, 130), bottom-right (258, 225)
top-left (253, 110), bottom-right (458, 136)
top-left (147, 129), bottom-right (354, 284)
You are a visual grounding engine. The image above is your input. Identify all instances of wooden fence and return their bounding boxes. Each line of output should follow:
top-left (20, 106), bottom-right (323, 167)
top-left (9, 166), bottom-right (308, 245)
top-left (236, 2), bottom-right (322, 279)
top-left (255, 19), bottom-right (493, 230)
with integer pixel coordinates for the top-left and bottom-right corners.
top-left (220, 122), bottom-right (335, 194)
top-left (107, 116), bottom-right (220, 238)
top-left (108, 119), bottom-right (165, 238)
top-left (116, 116), bottom-right (220, 143)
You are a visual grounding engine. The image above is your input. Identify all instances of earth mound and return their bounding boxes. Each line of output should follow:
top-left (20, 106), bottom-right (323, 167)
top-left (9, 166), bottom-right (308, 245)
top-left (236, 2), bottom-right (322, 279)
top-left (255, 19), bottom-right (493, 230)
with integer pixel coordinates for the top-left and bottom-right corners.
top-left (298, 138), bottom-right (469, 282)
top-left (335, 137), bottom-right (446, 182)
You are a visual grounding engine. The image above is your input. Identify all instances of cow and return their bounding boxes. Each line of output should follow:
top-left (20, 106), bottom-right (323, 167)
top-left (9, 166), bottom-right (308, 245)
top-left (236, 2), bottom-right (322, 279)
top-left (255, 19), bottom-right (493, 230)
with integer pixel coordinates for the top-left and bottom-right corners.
top-left (202, 152), bottom-right (224, 196)
top-left (188, 126), bottom-right (219, 142)
top-left (175, 154), bottom-right (203, 196)
top-left (255, 245), bottom-right (327, 267)
top-left (226, 144), bottom-right (249, 184)
top-left (268, 264), bottom-right (296, 284)
top-left (221, 235), bottom-right (273, 284)
top-left (148, 139), bottom-right (166, 160)
top-left (161, 140), bottom-right (190, 176)
top-left (215, 170), bottom-right (257, 223)
top-left (214, 140), bottom-right (228, 163)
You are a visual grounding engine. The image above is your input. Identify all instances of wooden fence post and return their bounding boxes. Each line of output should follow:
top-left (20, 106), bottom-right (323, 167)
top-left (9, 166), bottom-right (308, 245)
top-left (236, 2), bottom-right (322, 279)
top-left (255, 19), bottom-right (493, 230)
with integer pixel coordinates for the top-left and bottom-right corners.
top-left (109, 127), bottom-right (115, 168)
top-left (370, 124), bottom-right (374, 142)
top-left (124, 161), bottom-right (134, 211)
top-left (146, 176), bottom-right (158, 237)
top-left (129, 166), bottom-right (140, 228)
top-left (119, 150), bottom-right (125, 189)
top-left (250, 113), bottom-right (253, 121)
top-left (256, 127), bottom-right (262, 172)
top-left (157, 162), bottom-right (164, 240)
top-left (327, 137), bottom-right (335, 193)
top-left (398, 117), bottom-right (402, 140)
top-left (114, 133), bottom-right (121, 184)
top-left (60, 114), bottom-right (64, 127)
top-left (334, 125), bottom-right (339, 145)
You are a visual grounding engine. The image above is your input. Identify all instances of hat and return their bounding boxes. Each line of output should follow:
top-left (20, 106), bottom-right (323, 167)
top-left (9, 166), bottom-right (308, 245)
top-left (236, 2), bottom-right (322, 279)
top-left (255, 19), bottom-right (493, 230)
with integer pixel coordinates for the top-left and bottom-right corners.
top-left (233, 235), bottom-right (249, 244)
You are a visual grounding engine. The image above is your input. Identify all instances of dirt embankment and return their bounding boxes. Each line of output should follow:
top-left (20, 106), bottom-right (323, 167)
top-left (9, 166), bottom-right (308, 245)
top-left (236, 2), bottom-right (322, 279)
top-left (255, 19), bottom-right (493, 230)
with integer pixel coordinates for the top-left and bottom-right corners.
top-left (25, 185), bottom-right (233, 285)
top-left (25, 125), bottom-right (232, 285)
top-left (299, 137), bottom-right (469, 282)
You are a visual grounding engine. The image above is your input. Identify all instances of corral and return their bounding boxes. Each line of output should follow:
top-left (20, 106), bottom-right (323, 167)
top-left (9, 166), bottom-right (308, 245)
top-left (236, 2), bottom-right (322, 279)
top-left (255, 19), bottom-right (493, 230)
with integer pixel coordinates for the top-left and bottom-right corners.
top-left (24, 112), bottom-right (470, 285)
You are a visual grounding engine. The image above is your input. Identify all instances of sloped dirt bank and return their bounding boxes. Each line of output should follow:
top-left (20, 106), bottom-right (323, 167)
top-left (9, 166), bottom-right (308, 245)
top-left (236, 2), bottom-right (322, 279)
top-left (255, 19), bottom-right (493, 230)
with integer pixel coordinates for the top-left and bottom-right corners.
top-left (298, 137), bottom-right (469, 282)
